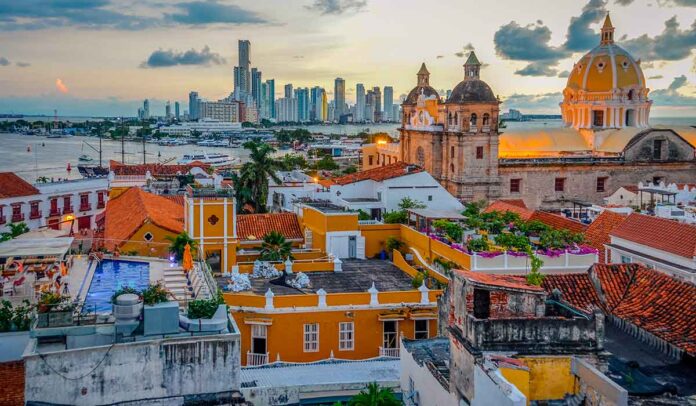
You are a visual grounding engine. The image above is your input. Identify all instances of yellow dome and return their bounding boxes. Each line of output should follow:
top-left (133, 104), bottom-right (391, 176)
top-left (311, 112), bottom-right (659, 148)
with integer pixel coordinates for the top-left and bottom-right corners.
top-left (566, 43), bottom-right (646, 93)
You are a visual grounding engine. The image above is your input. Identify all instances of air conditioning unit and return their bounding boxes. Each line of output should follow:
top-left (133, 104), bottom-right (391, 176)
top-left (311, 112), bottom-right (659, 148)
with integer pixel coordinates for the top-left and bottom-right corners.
top-left (113, 293), bottom-right (143, 322)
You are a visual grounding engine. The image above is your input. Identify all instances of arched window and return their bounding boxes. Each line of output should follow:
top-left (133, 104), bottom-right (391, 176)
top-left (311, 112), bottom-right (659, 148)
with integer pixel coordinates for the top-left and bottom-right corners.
top-left (627, 89), bottom-right (634, 101)
top-left (450, 146), bottom-right (455, 158)
top-left (416, 146), bottom-right (425, 167)
top-left (470, 113), bottom-right (478, 127)
top-left (450, 163), bottom-right (455, 173)
top-left (448, 112), bottom-right (452, 125)
top-left (454, 112), bottom-right (458, 127)
top-left (482, 113), bottom-right (490, 126)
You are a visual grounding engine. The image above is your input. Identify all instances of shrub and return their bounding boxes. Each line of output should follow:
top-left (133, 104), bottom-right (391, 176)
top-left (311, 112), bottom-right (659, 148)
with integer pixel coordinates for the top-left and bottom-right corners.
top-left (383, 210), bottom-right (407, 224)
top-left (111, 286), bottom-right (140, 304)
top-left (188, 298), bottom-right (221, 319)
top-left (467, 238), bottom-right (489, 252)
top-left (37, 292), bottom-right (72, 313)
top-left (357, 209), bottom-right (371, 221)
top-left (432, 219), bottom-right (464, 242)
top-left (0, 300), bottom-right (33, 332)
top-left (494, 233), bottom-right (530, 251)
top-left (141, 282), bottom-right (170, 306)
top-left (525, 247), bottom-right (545, 286)
top-left (385, 237), bottom-right (404, 253)
top-left (412, 271), bottom-right (427, 289)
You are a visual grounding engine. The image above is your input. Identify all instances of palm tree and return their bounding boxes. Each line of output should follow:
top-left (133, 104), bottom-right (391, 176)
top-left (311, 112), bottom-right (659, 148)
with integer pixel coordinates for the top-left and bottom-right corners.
top-left (348, 383), bottom-right (400, 406)
top-left (165, 232), bottom-right (197, 261)
top-left (235, 140), bottom-right (282, 213)
top-left (259, 231), bottom-right (293, 261)
top-left (1, 222), bottom-right (29, 242)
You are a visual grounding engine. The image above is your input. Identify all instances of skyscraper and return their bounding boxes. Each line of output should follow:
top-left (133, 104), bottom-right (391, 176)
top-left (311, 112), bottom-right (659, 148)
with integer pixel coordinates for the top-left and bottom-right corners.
top-left (322, 91), bottom-right (328, 122)
top-left (251, 68), bottom-right (262, 108)
top-left (334, 78), bottom-right (345, 119)
top-left (295, 88), bottom-right (309, 122)
top-left (174, 101), bottom-right (180, 120)
top-left (234, 40), bottom-right (251, 98)
top-left (383, 86), bottom-right (393, 122)
top-left (143, 99), bottom-right (150, 120)
top-left (266, 79), bottom-right (275, 119)
top-left (372, 86), bottom-right (382, 122)
top-left (188, 92), bottom-right (199, 120)
top-left (284, 84), bottom-right (293, 99)
top-left (310, 87), bottom-right (324, 122)
top-left (165, 101), bottom-right (171, 119)
top-left (355, 83), bottom-right (365, 122)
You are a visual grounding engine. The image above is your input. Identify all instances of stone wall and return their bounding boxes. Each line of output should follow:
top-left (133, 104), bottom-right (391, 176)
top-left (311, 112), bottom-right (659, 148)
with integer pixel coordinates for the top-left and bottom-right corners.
top-left (499, 161), bottom-right (696, 209)
top-left (24, 334), bottom-right (240, 406)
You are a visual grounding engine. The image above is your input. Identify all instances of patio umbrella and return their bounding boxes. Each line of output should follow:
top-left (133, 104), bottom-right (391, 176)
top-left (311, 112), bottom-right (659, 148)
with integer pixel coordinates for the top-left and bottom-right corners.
top-left (182, 243), bottom-right (194, 273)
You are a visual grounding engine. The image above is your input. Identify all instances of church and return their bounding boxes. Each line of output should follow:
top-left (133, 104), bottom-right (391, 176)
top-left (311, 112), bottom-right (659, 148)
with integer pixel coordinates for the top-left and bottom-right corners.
top-left (399, 16), bottom-right (696, 209)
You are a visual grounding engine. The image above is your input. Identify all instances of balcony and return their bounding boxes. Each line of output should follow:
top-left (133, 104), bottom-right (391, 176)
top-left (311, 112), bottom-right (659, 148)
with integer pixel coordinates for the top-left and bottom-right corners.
top-left (0, 216), bottom-right (5, 225)
top-left (79, 203), bottom-right (91, 212)
top-left (29, 210), bottom-right (42, 220)
top-left (379, 347), bottom-right (400, 358)
top-left (49, 208), bottom-right (61, 217)
top-left (469, 126), bottom-right (478, 133)
top-left (97, 200), bottom-right (105, 209)
top-left (482, 125), bottom-right (491, 133)
top-left (11, 213), bottom-right (25, 223)
top-left (246, 351), bottom-right (269, 366)
top-left (63, 206), bottom-right (73, 215)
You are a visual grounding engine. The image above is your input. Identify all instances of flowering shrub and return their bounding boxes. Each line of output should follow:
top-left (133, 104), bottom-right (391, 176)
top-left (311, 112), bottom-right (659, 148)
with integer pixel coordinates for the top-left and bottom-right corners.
top-left (477, 251), bottom-right (503, 258)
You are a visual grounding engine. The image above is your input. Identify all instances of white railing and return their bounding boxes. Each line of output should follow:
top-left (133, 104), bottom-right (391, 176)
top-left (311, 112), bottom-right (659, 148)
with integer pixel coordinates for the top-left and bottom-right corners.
top-left (379, 347), bottom-right (400, 358)
top-left (358, 220), bottom-right (383, 225)
top-left (246, 352), bottom-right (269, 366)
top-left (470, 250), bottom-right (598, 273)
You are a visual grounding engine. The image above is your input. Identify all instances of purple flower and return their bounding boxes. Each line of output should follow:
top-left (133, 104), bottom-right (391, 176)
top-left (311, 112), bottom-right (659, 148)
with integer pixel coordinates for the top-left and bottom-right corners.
top-left (478, 251), bottom-right (503, 258)
top-left (507, 251), bottom-right (528, 257)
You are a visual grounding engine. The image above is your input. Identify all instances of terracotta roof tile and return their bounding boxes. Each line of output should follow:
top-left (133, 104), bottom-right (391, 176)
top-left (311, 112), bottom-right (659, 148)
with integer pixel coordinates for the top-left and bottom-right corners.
top-left (104, 188), bottom-right (184, 249)
top-left (455, 269), bottom-right (545, 292)
top-left (541, 264), bottom-right (696, 356)
top-left (528, 211), bottom-right (588, 234)
top-left (610, 213), bottom-right (696, 259)
top-left (0, 172), bottom-right (40, 198)
top-left (584, 210), bottom-right (628, 262)
top-left (332, 162), bottom-right (422, 185)
top-left (484, 201), bottom-right (533, 220)
top-left (109, 160), bottom-right (210, 176)
top-left (236, 212), bottom-right (303, 242)
top-left (622, 185), bottom-right (639, 193)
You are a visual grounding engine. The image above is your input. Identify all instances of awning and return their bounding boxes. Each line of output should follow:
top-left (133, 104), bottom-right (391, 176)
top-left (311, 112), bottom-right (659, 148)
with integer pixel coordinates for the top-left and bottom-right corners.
top-left (244, 318), bottom-right (273, 326)
top-left (409, 312), bottom-right (438, 320)
top-left (378, 313), bottom-right (405, 321)
top-left (0, 237), bottom-right (74, 258)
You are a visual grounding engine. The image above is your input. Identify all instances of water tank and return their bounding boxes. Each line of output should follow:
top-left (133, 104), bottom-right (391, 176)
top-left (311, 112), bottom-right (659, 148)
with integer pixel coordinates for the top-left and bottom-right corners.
top-left (113, 293), bottom-right (143, 323)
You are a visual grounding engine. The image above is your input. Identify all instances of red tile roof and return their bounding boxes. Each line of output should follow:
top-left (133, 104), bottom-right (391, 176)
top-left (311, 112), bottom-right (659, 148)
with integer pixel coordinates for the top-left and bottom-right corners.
top-left (236, 212), bottom-right (303, 242)
top-left (542, 264), bottom-right (696, 356)
top-left (528, 211), bottom-right (588, 234)
top-left (622, 185), bottom-right (639, 193)
top-left (610, 213), bottom-right (696, 259)
top-left (332, 162), bottom-right (423, 185)
top-left (455, 269), bottom-right (545, 292)
top-left (109, 160), bottom-right (210, 176)
top-left (104, 188), bottom-right (184, 249)
top-left (0, 172), bottom-right (40, 198)
top-left (584, 210), bottom-right (628, 263)
top-left (484, 201), bottom-right (533, 220)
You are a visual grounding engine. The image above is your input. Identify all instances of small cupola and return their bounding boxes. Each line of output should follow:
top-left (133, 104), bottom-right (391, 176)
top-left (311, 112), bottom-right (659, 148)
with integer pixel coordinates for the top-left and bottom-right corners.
top-left (464, 51), bottom-right (481, 80)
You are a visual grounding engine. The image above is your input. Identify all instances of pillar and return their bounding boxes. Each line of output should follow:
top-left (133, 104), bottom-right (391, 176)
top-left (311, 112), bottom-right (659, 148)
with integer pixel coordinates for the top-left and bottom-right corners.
top-left (368, 282), bottom-right (379, 306)
top-left (264, 288), bottom-right (274, 310)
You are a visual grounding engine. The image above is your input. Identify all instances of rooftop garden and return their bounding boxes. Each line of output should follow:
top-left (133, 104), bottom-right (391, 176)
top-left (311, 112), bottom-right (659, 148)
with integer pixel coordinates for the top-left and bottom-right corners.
top-left (428, 202), bottom-right (598, 259)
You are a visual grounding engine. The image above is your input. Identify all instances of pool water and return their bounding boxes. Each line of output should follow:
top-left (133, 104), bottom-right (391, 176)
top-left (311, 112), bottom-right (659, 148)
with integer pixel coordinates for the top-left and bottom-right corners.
top-left (83, 259), bottom-right (150, 313)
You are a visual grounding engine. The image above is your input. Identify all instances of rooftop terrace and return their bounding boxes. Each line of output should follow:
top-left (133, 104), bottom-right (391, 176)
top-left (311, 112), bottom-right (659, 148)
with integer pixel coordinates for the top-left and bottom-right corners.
top-left (301, 200), bottom-right (355, 214)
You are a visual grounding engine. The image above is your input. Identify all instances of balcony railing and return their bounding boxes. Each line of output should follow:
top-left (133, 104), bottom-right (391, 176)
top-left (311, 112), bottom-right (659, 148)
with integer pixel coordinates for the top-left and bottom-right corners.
top-left (80, 204), bottom-right (91, 212)
top-left (379, 347), bottom-right (400, 358)
top-left (469, 126), bottom-right (478, 133)
top-left (49, 208), bottom-right (61, 217)
top-left (11, 213), bottom-right (24, 222)
top-left (246, 351), bottom-right (269, 366)
top-left (482, 125), bottom-right (491, 133)
top-left (29, 210), bottom-right (42, 220)
top-left (63, 206), bottom-right (73, 214)
top-left (97, 200), bottom-right (105, 209)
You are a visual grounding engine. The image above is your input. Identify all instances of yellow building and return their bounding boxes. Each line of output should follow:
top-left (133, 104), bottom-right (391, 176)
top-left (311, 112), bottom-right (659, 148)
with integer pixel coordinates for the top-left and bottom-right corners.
top-left (361, 141), bottom-right (401, 171)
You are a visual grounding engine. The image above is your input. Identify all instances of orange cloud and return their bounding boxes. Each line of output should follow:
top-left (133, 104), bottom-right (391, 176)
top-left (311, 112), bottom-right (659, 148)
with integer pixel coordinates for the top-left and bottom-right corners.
top-left (55, 78), bottom-right (68, 94)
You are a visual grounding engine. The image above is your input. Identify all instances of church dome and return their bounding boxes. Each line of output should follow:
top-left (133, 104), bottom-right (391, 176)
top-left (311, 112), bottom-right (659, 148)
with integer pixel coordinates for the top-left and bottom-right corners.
top-left (565, 15), bottom-right (645, 93)
top-left (447, 79), bottom-right (497, 104)
top-left (404, 63), bottom-right (439, 105)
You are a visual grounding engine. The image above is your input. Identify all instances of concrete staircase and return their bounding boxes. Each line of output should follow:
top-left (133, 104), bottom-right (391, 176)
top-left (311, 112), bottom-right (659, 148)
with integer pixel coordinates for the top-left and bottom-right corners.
top-left (162, 267), bottom-right (191, 302)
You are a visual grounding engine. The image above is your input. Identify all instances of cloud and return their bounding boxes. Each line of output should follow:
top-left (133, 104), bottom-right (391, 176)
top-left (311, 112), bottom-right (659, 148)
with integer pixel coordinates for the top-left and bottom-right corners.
top-left (563, 0), bottom-right (607, 52)
top-left (622, 16), bottom-right (696, 61)
top-left (657, 0), bottom-right (696, 6)
top-left (0, 57), bottom-right (9, 66)
top-left (650, 75), bottom-right (696, 105)
top-left (166, 1), bottom-right (266, 24)
top-left (0, 0), bottom-right (159, 31)
top-left (515, 62), bottom-right (559, 76)
top-left (649, 74), bottom-right (664, 79)
top-left (436, 55), bottom-right (444, 59)
top-left (16, 62), bottom-right (30, 67)
top-left (494, 21), bottom-right (568, 61)
top-left (614, 0), bottom-right (634, 5)
top-left (305, 0), bottom-right (367, 15)
top-left (140, 46), bottom-right (225, 68)
top-left (558, 70), bottom-right (571, 78)
top-left (454, 43), bottom-right (476, 57)
top-left (55, 78), bottom-right (69, 94)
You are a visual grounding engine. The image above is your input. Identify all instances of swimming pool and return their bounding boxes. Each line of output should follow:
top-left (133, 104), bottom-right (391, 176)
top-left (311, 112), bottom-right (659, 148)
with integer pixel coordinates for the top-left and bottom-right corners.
top-left (83, 259), bottom-right (150, 313)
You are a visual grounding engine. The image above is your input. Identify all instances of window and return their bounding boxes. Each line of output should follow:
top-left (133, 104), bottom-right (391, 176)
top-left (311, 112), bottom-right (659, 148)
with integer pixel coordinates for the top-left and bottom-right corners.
top-left (510, 179), bottom-right (521, 193)
top-left (368, 155), bottom-right (374, 166)
top-left (554, 178), bottom-right (566, 192)
top-left (50, 198), bottom-right (58, 214)
top-left (596, 177), bottom-right (607, 193)
top-left (427, 195), bottom-right (433, 201)
top-left (11, 204), bottom-right (23, 222)
top-left (303, 323), bottom-right (319, 352)
top-left (593, 110), bottom-right (604, 127)
top-left (414, 320), bottom-right (429, 340)
top-left (473, 288), bottom-right (490, 319)
top-left (63, 196), bottom-right (72, 213)
top-left (339, 322), bottom-right (354, 350)
top-left (383, 321), bottom-right (398, 349)
top-left (652, 176), bottom-right (664, 185)
top-left (30, 201), bottom-right (40, 219)
top-left (470, 113), bottom-right (477, 127)
top-left (476, 146), bottom-right (484, 159)
top-left (251, 324), bottom-right (267, 355)
top-left (450, 146), bottom-right (455, 158)
top-left (653, 140), bottom-right (664, 160)
top-left (143, 232), bottom-right (154, 242)
top-left (80, 193), bottom-right (90, 210)
top-left (620, 255), bottom-right (631, 264)
top-left (482, 113), bottom-right (490, 126)
top-left (97, 191), bottom-right (105, 208)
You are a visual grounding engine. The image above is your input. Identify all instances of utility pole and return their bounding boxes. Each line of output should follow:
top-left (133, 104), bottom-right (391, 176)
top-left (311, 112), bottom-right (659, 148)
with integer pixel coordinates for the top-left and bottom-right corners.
top-left (121, 124), bottom-right (125, 164)
top-left (142, 133), bottom-right (146, 164)
top-left (99, 132), bottom-right (103, 167)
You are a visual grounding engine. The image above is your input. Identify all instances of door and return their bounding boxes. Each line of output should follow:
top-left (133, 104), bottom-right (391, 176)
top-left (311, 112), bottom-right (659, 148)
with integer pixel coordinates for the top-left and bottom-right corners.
top-left (251, 325), bottom-right (267, 354)
top-left (383, 321), bottom-right (398, 349)
top-left (473, 288), bottom-right (490, 319)
top-left (329, 236), bottom-right (349, 258)
top-left (348, 236), bottom-right (357, 259)
top-left (48, 218), bottom-right (60, 230)
top-left (77, 215), bottom-right (91, 231)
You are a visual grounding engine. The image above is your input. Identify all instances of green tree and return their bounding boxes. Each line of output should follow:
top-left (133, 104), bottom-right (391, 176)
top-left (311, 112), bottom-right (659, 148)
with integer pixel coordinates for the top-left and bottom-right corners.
top-left (1, 222), bottom-right (29, 242)
top-left (348, 382), bottom-right (400, 406)
top-left (235, 140), bottom-right (282, 213)
top-left (315, 156), bottom-right (339, 171)
top-left (525, 245), bottom-right (545, 286)
top-left (342, 165), bottom-right (358, 174)
top-left (278, 154), bottom-right (308, 171)
top-left (259, 231), bottom-right (293, 261)
top-left (398, 197), bottom-right (426, 210)
top-left (165, 231), bottom-right (197, 261)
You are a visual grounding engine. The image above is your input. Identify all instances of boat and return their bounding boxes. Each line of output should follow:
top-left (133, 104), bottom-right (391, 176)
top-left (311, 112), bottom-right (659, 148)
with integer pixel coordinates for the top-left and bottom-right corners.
top-left (178, 151), bottom-right (238, 168)
top-left (78, 154), bottom-right (93, 162)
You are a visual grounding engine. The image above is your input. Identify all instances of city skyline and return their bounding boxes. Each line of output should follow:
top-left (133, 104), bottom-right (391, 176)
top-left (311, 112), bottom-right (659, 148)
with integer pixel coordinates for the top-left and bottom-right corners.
top-left (0, 0), bottom-right (695, 117)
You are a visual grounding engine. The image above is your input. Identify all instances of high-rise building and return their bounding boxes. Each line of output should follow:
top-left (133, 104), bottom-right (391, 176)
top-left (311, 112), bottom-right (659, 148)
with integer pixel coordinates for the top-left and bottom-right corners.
top-left (383, 86), bottom-right (393, 122)
top-left (198, 100), bottom-right (240, 122)
top-left (188, 92), bottom-right (199, 120)
top-left (334, 78), bottom-right (345, 119)
top-left (392, 104), bottom-right (400, 124)
top-left (143, 99), bottom-right (150, 120)
top-left (165, 101), bottom-right (172, 119)
top-left (295, 88), bottom-right (309, 122)
top-left (266, 79), bottom-right (275, 119)
top-left (174, 102), bottom-right (180, 120)
top-left (321, 91), bottom-right (328, 122)
top-left (284, 84), bottom-right (293, 99)
top-left (372, 87), bottom-right (382, 122)
top-left (355, 84), bottom-right (365, 122)
top-left (251, 68), bottom-right (262, 108)
top-left (234, 40), bottom-right (251, 98)
top-left (275, 97), bottom-right (298, 122)
top-left (310, 87), bottom-right (324, 122)
top-left (365, 90), bottom-right (375, 122)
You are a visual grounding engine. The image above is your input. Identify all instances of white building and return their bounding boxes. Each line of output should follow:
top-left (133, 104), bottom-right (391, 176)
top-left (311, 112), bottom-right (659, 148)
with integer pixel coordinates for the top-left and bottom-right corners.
top-left (0, 173), bottom-right (108, 233)
top-left (270, 162), bottom-right (464, 219)
top-left (158, 119), bottom-right (243, 137)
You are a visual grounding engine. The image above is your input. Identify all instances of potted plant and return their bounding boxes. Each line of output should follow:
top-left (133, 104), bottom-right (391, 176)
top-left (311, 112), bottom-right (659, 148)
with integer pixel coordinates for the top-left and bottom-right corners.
top-left (180, 292), bottom-right (228, 332)
top-left (385, 237), bottom-right (404, 260)
top-left (36, 293), bottom-right (74, 328)
top-left (141, 282), bottom-right (179, 336)
top-left (467, 238), bottom-right (489, 253)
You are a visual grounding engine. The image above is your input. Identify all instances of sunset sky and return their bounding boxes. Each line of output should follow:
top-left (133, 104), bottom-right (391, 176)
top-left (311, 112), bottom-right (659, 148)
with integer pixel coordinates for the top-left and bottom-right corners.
top-left (0, 0), bottom-right (694, 117)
